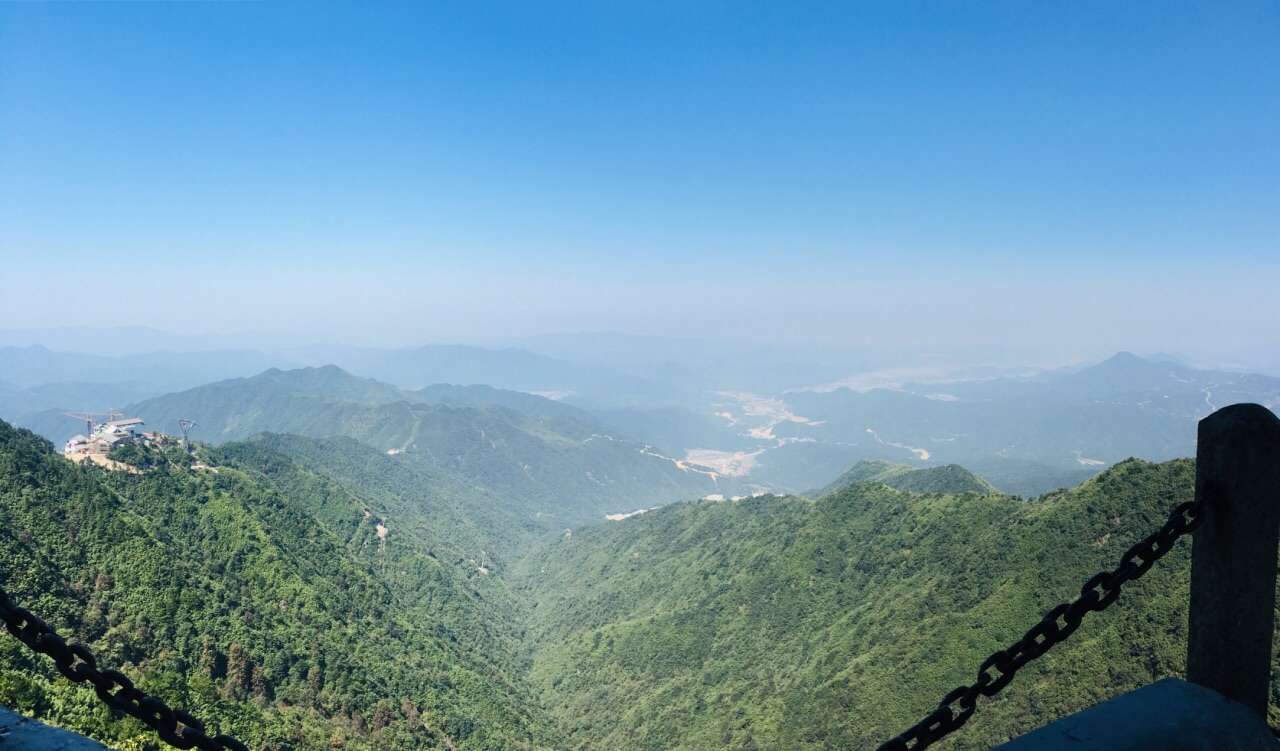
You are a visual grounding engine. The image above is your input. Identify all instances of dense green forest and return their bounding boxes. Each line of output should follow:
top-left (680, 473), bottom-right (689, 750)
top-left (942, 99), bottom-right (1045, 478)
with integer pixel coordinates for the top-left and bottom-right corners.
top-left (2, 416), bottom-right (1271, 750)
top-left (516, 461), bottom-right (1205, 750)
top-left (815, 459), bottom-right (998, 497)
top-left (0, 421), bottom-right (557, 750)
top-left (246, 433), bottom-right (553, 564)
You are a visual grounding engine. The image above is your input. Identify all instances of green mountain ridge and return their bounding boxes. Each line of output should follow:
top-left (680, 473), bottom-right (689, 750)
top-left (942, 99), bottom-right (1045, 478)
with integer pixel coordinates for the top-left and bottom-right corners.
top-left (249, 432), bottom-right (555, 565)
top-left (6, 410), bottom-right (1275, 751)
top-left (118, 367), bottom-right (721, 529)
top-left (515, 457), bottom-right (1217, 750)
top-left (816, 459), bottom-right (998, 497)
top-left (0, 420), bottom-right (558, 751)
top-left (14, 352), bottom-right (1280, 500)
top-left (411, 383), bottom-right (602, 426)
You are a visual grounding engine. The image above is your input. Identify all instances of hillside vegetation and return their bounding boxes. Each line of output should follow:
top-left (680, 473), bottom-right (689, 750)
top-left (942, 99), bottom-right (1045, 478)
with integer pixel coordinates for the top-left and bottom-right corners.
top-left (7, 410), bottom-right (1276, 751)
top-left (816, 459), bottom-right (997, 496)
top-left (250, 432), bottom-right (557, 565)
top-left (0, 421), bottom-right (557, 751)
top-left (517, 459), bottom-right (1206, 750)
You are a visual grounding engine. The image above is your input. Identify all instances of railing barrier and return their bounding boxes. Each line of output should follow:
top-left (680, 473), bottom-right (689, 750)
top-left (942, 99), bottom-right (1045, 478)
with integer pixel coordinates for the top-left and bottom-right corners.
top-left (881, 402), bottom-right (1280, 749)
top-left (1187, 402), bottom-right (1280, 716)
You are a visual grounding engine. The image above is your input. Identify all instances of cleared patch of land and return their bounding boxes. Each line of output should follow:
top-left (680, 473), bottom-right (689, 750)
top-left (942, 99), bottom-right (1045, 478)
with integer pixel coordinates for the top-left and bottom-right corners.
top-left (683, 448), bottom-right (765, 476)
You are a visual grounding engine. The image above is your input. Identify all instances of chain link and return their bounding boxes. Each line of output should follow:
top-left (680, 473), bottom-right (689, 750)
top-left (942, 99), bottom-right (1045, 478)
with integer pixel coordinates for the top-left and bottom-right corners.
top-left (877, 493), bottom-right (1209, 751)
top-left (0, 584), bottom-right (249, 751)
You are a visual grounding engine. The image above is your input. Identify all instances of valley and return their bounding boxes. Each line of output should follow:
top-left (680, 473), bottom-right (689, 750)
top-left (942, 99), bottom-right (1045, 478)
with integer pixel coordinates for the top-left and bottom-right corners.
top-left (14, 345), bottom-right (1278, 501)
top-left (0, 418), bottom-right (1216, 751)
top-left (4, 4), bottom-right (1274, 749)
top-left (2, 339), bottom-right (1280, 751)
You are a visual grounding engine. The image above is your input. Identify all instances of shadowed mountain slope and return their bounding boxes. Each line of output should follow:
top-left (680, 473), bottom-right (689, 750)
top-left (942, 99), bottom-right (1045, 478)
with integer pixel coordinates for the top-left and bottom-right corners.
top-left (121, 366), bottom-right (720, 528)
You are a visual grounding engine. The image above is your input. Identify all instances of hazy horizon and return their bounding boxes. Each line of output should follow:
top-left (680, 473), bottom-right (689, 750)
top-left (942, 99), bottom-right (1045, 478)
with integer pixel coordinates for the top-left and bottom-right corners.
top-left (3, 2), bottom-right (1277, 359)
top-left (2, 323), bottom-right (1278, 378)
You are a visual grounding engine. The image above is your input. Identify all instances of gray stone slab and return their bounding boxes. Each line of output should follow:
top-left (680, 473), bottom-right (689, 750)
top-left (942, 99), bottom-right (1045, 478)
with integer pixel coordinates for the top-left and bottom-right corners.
top-left (0, 706), bottom-right (108, 750)
top-left (995, 678), bottom-right (1279, 751)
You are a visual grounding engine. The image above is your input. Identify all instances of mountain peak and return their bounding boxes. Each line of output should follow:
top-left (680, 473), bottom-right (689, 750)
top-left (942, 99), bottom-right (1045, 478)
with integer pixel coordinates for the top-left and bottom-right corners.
top-left (1102, 351), bottom-right (1147, 365)
top-left (1056, 350), bottom-right (1209, 396)
top-left (820, 459), bottom-right (995, 496)
top-left (232, 365), bottom-right (405, 403)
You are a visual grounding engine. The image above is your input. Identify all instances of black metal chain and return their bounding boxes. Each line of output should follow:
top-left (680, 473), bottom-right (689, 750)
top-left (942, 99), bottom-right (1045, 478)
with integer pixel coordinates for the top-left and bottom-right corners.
top-left (0, 584), bottom-right (249, 751)
top-left (877, 492), bottom-right (1210, 751)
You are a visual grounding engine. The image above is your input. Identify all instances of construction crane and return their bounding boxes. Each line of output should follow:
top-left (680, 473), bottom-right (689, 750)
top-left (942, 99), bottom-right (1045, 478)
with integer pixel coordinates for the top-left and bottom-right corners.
top-left (61, 410), bottom-right (122, 437)
top-left (179, 419), bottom-right (197, 452)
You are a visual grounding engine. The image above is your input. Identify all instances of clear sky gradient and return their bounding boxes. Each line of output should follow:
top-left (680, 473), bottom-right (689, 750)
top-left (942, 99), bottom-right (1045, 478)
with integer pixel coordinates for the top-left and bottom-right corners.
top-left (1, 1), bottom-right (1276, 358)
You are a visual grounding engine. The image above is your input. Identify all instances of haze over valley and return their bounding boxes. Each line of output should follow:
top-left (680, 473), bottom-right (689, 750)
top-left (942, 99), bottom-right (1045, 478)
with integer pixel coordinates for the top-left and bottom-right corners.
top-left (3, 1), bottom-right (1278, 749)
top-left (7, 330), bottom-right (1280, 503)
top-left (3, 326), bottom-right (1278, 751)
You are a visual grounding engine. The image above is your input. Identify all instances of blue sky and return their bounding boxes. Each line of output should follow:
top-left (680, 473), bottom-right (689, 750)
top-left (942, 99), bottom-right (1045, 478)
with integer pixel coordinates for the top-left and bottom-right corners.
top-left (1, 1), bottom-right (1276, 358)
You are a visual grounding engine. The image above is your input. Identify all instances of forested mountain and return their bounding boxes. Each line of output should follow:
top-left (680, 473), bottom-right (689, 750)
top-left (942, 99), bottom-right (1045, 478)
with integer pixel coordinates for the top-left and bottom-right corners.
top-left (118, 367), bottom-right (719, 527)
top-left (960, 458), bottom-right (1104, 499)
top-left (10, 346), bottom-right (1280, 500)
top-left (1050, 351), bottom-right (1228, 397)
top-left (411, 383), bottom-right (601, 425)
top-left (7, 347), bottom-right (1279, 750)
top-left (0, 421), bottom-right (558, 751)
top-left (5, 411), bottom-right (1275, 751)
top-left (251, 433), bottom-right (559, 562)
top-left (516, 459), bottom-right (1210, 750)
top-left (14, 366), bottom-right (606, 448)
top-left (816, 459), bottom-right (997, 496)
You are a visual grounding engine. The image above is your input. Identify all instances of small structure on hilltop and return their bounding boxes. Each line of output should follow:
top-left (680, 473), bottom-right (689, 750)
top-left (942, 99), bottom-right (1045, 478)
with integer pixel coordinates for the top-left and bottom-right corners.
top-left (61, 413), bottom-right (146, 456)
top-left (178, 419), bottom-right (197, 453)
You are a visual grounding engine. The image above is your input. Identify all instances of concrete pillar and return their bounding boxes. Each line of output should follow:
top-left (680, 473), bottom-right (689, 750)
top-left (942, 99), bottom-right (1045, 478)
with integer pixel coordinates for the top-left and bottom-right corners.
top-left (1187, 403), bottom-right (1280, 717)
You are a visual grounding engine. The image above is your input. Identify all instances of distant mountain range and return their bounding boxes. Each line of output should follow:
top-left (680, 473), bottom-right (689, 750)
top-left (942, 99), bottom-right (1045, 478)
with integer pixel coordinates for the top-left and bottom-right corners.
top-left (767, 352), bottom-right (1280, 494)
top-left (0, 340), bottom-right (700, 412)
top-left (5, 340), bottom-right (1280, 499)
top-left (5, 400), bottom-right (1278, 750)
top-left (112, 365), bottom-right (723, 526)
top-left (7, 328), bottom-right (1280, 751)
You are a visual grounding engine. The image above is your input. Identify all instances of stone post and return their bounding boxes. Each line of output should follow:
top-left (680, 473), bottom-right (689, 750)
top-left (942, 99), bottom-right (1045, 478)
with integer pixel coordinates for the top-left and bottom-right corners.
top-left (1187, 402), bottom-right (1280, 717)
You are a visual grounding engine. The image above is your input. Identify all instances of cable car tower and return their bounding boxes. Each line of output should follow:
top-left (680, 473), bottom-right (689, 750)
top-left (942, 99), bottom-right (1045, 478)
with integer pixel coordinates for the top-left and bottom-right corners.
top-left (178, 419), bottom-right (197, 452)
